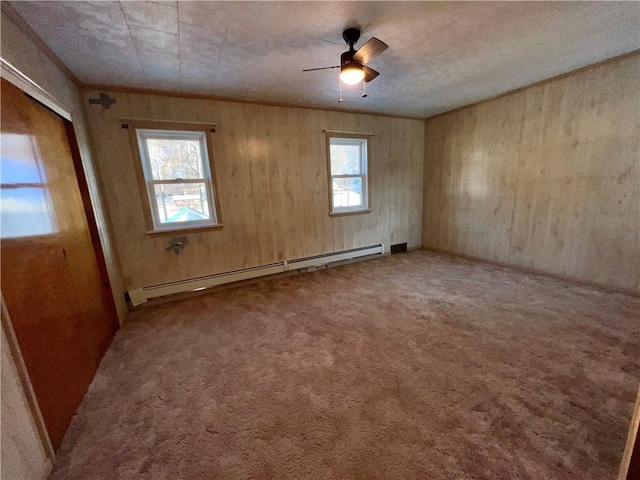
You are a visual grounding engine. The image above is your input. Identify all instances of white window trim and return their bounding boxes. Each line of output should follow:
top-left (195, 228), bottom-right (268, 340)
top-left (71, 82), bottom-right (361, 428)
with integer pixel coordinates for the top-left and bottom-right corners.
top-left (136, 129), bottom-right (219, 231)
top-left (327, 135), bottom-right (370, 215)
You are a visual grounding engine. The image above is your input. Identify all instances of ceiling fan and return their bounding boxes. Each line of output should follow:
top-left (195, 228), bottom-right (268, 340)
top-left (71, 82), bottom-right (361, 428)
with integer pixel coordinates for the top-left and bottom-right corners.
top-left (303, 28), bottom-right (388, 86)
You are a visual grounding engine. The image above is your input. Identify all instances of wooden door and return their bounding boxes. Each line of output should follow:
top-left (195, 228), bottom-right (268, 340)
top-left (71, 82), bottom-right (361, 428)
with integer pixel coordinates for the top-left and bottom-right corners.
top-left (0, 79), bottom-right (118, 449)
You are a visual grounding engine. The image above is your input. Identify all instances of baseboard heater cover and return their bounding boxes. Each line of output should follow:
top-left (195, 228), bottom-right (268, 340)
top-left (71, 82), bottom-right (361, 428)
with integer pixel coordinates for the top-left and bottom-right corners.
top-left (286, 244), bottom-right (384, 270)
top-left (128, 243), bottom-right (384, 306)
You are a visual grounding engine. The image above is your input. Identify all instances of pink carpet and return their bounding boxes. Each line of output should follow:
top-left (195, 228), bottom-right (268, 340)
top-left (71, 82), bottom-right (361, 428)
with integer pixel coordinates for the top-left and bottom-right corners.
top-left (50, 250), bottom-right (639, 479)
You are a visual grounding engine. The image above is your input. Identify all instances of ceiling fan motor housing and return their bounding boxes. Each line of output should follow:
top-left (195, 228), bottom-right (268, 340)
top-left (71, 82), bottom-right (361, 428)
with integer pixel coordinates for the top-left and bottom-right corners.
top-left (342, 27), bottom-right (361, 46)
top-left (341, 50), bottom-right (357, 66)
top-left (341, 27), bottom-right (363, 69)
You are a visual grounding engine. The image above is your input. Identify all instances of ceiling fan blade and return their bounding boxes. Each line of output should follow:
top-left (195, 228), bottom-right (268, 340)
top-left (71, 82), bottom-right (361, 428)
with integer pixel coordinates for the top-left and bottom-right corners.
top-left (353, 37), bottom-right (388, 64)
top-left (363, 66), bottom-right (380, 83)
top-left (302, 65), bottom-right (340, 72)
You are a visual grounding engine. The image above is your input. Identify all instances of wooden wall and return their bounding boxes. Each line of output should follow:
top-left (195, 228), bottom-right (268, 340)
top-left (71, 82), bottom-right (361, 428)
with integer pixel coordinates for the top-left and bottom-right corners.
top-left (82, 91), bottom-right (424, 290)
top-left (423, 53), bottom-right (640, 293)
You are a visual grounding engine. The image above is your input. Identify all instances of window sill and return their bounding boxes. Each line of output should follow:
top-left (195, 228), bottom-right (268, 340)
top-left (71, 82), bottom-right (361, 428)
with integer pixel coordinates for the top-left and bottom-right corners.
top-left (146, 224), bottom-right (224, 236)
top-left (329, 209), bottom-right (372, 217)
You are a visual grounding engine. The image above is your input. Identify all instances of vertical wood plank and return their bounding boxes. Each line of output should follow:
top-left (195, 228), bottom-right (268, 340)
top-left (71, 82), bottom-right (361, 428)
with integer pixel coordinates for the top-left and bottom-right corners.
top-left (83, 92), bottom-right (425, 288)
top-left (423, 53), bottom-right (640, 293)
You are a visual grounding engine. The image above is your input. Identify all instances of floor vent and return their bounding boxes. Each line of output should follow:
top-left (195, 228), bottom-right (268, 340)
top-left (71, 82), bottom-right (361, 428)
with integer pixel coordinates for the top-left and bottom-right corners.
top-left (391, 242), bottom-right (408, 254)
top-left (128, 244), bottom-right (384, 305)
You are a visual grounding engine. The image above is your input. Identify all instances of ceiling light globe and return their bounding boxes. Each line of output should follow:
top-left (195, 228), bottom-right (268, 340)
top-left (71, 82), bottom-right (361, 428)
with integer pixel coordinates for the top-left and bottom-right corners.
top-left (340, 64), bottom-right (365, 85)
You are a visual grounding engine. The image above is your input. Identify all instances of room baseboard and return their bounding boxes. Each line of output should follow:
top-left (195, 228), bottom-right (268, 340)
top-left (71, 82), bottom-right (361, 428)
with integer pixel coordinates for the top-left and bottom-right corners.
top-left (135, 244), bottom-right (424, 309)
top-left (422, 246), bottom-right (639, 297)
top-left (131, 244), bottom-right (391, 307)
top-left (138, 249), bottom-right (397, 309)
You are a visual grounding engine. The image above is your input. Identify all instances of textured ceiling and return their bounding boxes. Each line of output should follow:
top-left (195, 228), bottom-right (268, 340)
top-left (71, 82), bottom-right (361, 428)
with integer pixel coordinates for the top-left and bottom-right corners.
top-left (9, 1), bottom-right (640, 117)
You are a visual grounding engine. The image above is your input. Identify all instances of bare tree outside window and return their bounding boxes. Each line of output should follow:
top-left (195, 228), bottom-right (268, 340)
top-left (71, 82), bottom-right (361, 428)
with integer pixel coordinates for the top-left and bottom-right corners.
top-left (136, 129), bottom-right (219, 230)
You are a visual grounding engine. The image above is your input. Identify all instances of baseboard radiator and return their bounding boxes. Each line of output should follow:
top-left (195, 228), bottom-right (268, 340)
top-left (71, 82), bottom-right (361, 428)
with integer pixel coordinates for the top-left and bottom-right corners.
top-left (128, 243), bottom-right (384, 306)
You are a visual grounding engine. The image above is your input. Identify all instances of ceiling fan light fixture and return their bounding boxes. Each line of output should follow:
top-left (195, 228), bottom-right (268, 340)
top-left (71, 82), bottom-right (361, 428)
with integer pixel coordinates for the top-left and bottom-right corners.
top-left (340, 62), bottom-right (365, 85)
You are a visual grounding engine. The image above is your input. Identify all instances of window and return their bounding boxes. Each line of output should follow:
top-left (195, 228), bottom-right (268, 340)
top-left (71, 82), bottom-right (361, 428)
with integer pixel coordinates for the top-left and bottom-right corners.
top-left (327, 134), bottom-right (370, 215)
top-left (132, 124), bottom-right (221, 233)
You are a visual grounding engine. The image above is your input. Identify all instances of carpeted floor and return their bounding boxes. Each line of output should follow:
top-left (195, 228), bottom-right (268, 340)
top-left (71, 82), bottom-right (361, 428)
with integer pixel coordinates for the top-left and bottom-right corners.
top-left (50, 250), bottom-right (639, 480)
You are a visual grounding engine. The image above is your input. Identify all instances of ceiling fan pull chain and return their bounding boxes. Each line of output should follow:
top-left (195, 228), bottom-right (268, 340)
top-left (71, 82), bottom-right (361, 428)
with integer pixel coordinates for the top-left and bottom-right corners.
top-left (339, 76), bottom-right (344, 103)
top-left (362, 81), bottom-right (367, 98)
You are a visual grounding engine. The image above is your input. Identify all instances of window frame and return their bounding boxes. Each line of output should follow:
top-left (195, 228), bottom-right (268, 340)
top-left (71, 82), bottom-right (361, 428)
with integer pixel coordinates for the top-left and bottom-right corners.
top-left (128, 121), bottom-right (223, 235)
top-left (326, 132), bottom-right (372, 216)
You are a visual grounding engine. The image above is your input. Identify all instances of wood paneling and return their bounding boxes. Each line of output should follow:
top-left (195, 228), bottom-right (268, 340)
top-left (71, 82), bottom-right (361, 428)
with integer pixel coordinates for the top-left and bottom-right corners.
top-left (84, 84), bottom-right (424, 121)
top-left (423, 54), bottom-right (640, 293)
top-left (82, 91), bottom-right (424, 290)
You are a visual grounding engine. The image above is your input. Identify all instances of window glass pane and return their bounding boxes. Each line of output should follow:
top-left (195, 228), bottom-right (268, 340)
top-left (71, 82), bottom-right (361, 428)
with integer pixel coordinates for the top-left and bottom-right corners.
top-left (153, 183), bottom-right (210, 224)
top-left (330, 142), bottom-right (362, 175)
top-left (332, 177), bottom-right (363, 208)
top-left (146, 137), bottom-right (204, 180)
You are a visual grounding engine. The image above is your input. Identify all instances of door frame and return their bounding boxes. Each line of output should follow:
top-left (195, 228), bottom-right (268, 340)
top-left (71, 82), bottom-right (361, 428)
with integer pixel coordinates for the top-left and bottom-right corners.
top-left (1, 57), bottom-right (72, 121)
top-left (0, 55), bottom-right (71, 464)
top-left (0, 56), bottom-right (117, 459)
